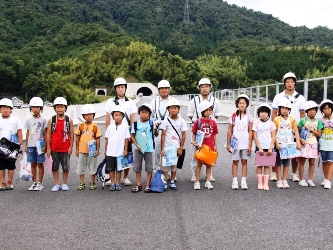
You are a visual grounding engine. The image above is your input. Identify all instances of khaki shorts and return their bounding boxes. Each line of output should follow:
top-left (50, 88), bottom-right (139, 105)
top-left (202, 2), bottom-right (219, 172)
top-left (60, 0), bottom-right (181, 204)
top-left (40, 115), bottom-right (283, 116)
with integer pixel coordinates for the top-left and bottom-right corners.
top-left (76, 153), bottom-right (97, 175)
top-left (160, 165), bottom-right (177, 172)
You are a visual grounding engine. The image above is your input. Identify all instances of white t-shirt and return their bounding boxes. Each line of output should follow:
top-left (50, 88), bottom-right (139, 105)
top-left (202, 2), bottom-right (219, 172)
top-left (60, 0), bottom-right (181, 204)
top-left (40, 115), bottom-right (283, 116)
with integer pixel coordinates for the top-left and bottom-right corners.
top-left (24, 116), bottom-right (48, 147)
top-left (275, 116), bottom-right (294, 144)
top-left (252, 119), bottom-right (276, 149)
top-left (150, 96), bottom-right (173, 124)
top-left (104, 97), bottom-right (137, 126)
top-left (160, 117), bottom-right (188, 148)
top-left (228, 114), bottom-right (253, 150)
top-left (0, 116), bottom-right (23, 142)
top-left (272, 90), bottom-right (305, 121)
top-left (187, 94), bottom-right (221, 121)
top-left (105, 122), bottom-right (130, 157)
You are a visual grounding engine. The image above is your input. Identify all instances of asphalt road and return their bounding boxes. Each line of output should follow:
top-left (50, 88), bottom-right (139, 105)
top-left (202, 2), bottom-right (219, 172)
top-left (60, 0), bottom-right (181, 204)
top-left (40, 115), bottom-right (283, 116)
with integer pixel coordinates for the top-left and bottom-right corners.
top-left (1, 96), bottom-right (332, 250)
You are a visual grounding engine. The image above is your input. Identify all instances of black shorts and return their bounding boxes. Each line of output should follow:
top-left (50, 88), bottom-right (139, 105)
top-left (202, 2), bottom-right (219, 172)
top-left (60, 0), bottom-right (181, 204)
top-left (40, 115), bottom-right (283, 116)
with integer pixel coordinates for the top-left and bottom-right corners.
top-left (0, 157), bottom-right (16, 170)
top-left (106, 156), bottom-right (122, 172)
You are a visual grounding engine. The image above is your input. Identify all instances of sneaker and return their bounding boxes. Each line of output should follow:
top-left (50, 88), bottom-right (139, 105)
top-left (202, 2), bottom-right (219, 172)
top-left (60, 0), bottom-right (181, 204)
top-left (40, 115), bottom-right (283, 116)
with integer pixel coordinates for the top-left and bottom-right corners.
top-left (28, 182), bottom-right (37, 191)
top-left (0, 183), bottom-right (6, 191)
top-left (174, 176), bottom-right (177, 182)
top-left (290, 173), bottom-right (299, 182)
top-left (282, 180), bottom-right (290, 189)
top-left (324, 181), bottom-right (332, 189)
top-left (110, 183), bottom-right (116, 191)
top-left (170, 182), bottom-right (178, 190)
top-left (105, 180), bottom-right (111, 186)
top-left (299, 180), bottom-right (308, 187)
top-left (61, 184), bottom-right (69, 191)
top-left (115, 184), bottom-right (122, 191)
top-left (35, 182), bottom-right (43, 191)
top-left (321, 179), bottom-right (327, 186)
top-left (89, 181), bottom-right (96, 190)
top-left (276, 180), bottom-right (284, 189)
top-left (205, 181), bottom-right (213, 190)
top-left (164, 184), bottom-right (167, 190)
top-left (6, 181), bottom-right (13, 190)
top-left (232, 182), bottom-right (239, 190)
top-left (194, 182), bottom-right (200, 190)
top-left (52, 185), bottom-right (61, 192)
top-left (191, 174), bottom-right (196, 182)
top-left (122, 178), bottom-right (132, 186)
top-left (241, 182), bottom-right (248, 190)
top-left (270, 172), bottom-right (277, 181)
top-left (307, 180), bottom-right (315, 187)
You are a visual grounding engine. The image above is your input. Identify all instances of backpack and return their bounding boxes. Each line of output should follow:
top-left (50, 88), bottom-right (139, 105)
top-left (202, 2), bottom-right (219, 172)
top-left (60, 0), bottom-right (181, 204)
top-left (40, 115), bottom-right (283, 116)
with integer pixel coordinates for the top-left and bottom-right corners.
top-left (274, 115), bottom-right (295, 131)
top-left (51, 115), bottom-right (70, 133)
top-left (150, 170), bottom-right (166, 193)
top-left (133, 120), bottom-right (155, 149)
top-left (78, 122), bottom-right (98, 138)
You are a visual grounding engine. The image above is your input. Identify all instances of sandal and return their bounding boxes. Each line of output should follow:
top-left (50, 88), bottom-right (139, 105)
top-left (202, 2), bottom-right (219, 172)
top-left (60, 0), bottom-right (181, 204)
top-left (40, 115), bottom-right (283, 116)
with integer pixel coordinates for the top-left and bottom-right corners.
top-left (144, 185), bottom-right (151, 193)
top-left (77, 182), bottom-right (85, 190)
top-left (132, 185), bottom-right (142, 193)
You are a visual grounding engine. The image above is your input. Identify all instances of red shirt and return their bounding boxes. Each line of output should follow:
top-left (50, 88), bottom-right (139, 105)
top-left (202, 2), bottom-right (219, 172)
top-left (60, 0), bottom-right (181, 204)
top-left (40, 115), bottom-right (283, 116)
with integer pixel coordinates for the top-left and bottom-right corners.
top-left (192, 118), bottom-right (218, 150)
top-left (50, 118), bottom-right (70, 152)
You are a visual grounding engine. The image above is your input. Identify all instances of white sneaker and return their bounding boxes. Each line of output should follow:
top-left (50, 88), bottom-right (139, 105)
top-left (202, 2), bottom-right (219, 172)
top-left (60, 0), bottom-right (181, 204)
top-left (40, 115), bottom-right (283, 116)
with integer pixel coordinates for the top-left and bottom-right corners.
top-left (282, 180), bottom-right (290, 189)
top-left (299, 180), bottom-right (308, 187)
top-left (290, 173), bottom-right (300, 182)
top-left (307, 180), bottom-right (315, 187)
top-left (28, 182), bottom-right (37, 191)
top-left (35, 182), bottom-right (43, 191)
top-left (276, 180), bottom-right (284, 189)
top-left (105, 180), bottom-right (111, 186)
top-left (122, 178), bottom-right (132, 186)
top-left (194, 182), bottom-right (200, 190)
top-left (270, 172), bottom-right (277, 181)
top-left (241, 182), bottom-right (248, 190)
top-left (231, 182), bottom-right (239, 190)
top-left (205, 181), bottom-right (213, 190)
top-left (324, 181), bottom-right (332, 189)
top-left (321, 179), bottom-right (327, 186)
top-left (191, 174), bottom-right (196, 182)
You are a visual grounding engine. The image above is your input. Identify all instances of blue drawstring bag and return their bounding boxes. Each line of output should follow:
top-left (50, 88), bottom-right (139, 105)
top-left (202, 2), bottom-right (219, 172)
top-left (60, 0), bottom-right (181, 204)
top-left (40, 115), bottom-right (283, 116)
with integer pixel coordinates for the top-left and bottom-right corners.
top-left (150, 170), bottom-right (167, 193)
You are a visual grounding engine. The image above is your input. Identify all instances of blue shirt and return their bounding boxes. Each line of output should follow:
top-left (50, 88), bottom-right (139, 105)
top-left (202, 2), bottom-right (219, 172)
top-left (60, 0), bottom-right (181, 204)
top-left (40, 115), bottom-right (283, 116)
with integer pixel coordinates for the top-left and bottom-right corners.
top-left (131, 120), bottom-right (154, 153)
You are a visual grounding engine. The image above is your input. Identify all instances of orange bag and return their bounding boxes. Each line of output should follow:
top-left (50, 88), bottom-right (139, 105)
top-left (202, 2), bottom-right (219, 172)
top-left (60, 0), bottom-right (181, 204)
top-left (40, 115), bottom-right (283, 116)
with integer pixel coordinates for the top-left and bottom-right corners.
top-left (194, 144), bottom-right (218, 166)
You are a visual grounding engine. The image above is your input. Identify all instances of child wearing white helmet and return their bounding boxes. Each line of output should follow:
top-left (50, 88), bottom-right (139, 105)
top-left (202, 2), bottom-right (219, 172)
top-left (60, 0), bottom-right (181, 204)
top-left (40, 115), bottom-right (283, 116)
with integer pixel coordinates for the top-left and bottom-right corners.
top-left (0, 98), bottom-right (23, 190)
top-left (297, 101), bottom-right (323, 187)
top-left (318, 99), bottom-right (333, 189)
top-left (252, 103), bottom-right (276, 191)
top-left (46, 97), bottom-right (74, 192)
top-left (273, 99), bottom-right (301, 189)
top-left (191, 100), bottom-right (218, 190)
top-left (227, 94), bottom-right (253, 190)
top-left (160, 98), bottom-right (187, 190)
top-left (131, 103), bottom-right (158, 193)
top-left (105, 105), bottom-right (131, 191)
top-left (75, 104), bottom-right (102, 190)
top-left (25, 97), bottom-right (47, 191)
top-left (104, 77), bottom-right (137, 186)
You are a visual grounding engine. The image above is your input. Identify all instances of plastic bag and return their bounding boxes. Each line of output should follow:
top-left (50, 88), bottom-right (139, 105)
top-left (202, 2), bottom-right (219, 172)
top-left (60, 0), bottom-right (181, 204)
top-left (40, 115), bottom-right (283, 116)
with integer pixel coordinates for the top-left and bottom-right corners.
top-left (150, 170), bottom-right (167, 193)
top-left (194, 144), bottom-right (218, 166)
top-left (19, 153), bottom-right (32, 181)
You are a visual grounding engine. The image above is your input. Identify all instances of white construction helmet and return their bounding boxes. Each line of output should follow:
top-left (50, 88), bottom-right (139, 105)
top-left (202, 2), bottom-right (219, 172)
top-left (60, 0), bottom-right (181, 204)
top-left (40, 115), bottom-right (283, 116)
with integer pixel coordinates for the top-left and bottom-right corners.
top-left (283, 72), bottom-right (297, 82)
top-left (81, 104), bottom-right (96, 115)
top-left (305, 101), bottom-right (318, 111)
top-left (278, 99), bottom-right (292, 109)
top-left (197, 78), bottom-right (212, 89)
top-left (158, 80), bottom-right (171, 88)
top-left (258, 103), bottom-right (271, 111)
top-left (53, 97), bottom-right (67, 106)
top-left (236, 94), bottom-right (250, 102)
top-left (138, 103), bottom-right (153, 114)
top-left (111, 105), bottom-right (125, 115)
top-left (0, 98), bottom-right (13, 109)
top-left (199, 100), bottom-right (213, 113)
top-left (166, 98), bottom-right (180, 108)
top-left (114, 77), bottom-right (127, 87)
top-left (29, 97), bottom-right (44, 107)
top-left (320, 99), bottom-right (333, 110)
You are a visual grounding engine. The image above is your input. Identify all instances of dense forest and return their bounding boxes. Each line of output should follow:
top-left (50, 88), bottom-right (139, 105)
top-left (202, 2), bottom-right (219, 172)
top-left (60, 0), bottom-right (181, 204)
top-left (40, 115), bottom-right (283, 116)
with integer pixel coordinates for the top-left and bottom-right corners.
top-left (1, 0), bottom-right (333, 103)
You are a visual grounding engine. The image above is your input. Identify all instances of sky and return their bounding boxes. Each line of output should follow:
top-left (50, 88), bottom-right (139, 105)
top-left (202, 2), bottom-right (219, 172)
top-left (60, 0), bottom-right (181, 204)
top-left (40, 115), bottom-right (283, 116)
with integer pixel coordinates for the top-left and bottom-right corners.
top-left (225, 0), bottom-right (333, 29)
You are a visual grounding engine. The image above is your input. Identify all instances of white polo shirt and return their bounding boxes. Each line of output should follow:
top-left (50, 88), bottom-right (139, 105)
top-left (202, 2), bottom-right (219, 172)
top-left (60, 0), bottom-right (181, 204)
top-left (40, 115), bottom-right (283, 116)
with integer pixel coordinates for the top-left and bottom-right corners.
top-left (104, 96), bottom-right (137, 126)
top-left (187, 94), bottom-right (221, 121)
top-left (272, 90), bottom-right (305, 121)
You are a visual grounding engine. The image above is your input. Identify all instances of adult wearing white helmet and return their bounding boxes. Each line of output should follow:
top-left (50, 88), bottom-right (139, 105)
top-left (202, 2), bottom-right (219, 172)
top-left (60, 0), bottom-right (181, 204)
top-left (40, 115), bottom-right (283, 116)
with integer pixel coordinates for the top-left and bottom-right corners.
top-left (105, 77), bottom-right (137, 186)
top-left (188, 78), bottom-right (221, 182)
top-left (149, 80), bottom-right (175, 172)
top-left (271, 72), bottom-right (306, 182)
top-left (0, 98), bottom-right (23, 190)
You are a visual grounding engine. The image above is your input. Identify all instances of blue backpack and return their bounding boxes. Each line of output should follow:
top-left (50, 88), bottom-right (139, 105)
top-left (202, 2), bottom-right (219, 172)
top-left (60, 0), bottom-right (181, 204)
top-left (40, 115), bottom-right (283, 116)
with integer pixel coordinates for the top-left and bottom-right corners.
top-left (150, 170), bottom-right (166, 193)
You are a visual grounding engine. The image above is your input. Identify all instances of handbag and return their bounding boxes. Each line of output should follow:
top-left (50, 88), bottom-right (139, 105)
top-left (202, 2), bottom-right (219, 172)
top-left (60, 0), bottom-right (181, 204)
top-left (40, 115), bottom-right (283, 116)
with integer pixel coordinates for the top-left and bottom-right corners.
top-left (194, 144), bottom-right (218, 166)
top-left (167, 118), bottom-right (186, 169)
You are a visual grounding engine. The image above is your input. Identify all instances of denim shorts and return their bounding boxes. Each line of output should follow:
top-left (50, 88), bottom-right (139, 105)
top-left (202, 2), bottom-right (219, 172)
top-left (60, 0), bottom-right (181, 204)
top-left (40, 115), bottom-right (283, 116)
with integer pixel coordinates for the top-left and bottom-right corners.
top-left (320, 151), bottom-right (333, 162)
top-left (27, 147), bottom-right (45, 163)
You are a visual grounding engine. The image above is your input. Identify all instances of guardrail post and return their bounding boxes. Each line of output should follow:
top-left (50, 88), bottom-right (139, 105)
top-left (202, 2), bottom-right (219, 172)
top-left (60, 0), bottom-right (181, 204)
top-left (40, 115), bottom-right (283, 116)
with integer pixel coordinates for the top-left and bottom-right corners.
top-left (303, 78), bottom-right (308, 101)
top-left (266, 85), bottom-right (269, 103)
top-left (250, 88), bottom-right (253, 102)
top-left (256, 85), bottom-right (260, 103)
top-left (324, 78), bottom-right (328, 100)
top-left (276, 82), bottom-right (279, 96)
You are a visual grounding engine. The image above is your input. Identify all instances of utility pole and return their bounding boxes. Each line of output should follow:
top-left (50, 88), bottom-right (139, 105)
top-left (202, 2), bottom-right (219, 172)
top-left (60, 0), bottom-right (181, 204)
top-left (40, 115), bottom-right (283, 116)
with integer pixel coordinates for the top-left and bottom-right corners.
top-left (183, 0), bottom-right (189, 23)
